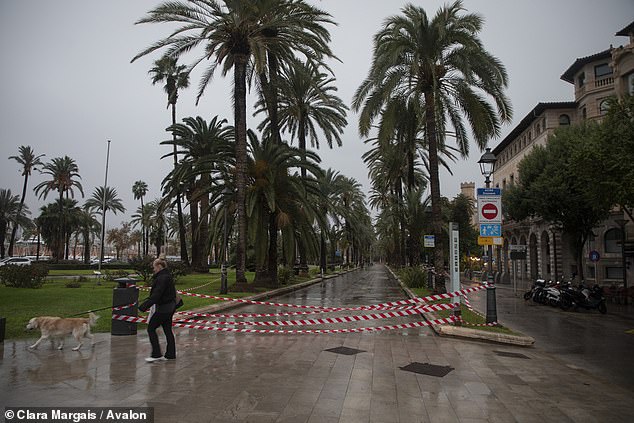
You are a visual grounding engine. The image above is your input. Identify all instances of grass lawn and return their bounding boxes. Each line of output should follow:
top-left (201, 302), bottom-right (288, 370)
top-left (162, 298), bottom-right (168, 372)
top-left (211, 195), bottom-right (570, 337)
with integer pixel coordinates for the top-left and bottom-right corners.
top-left (0, 268), bottom-right (330, 340)
top-left (410, 286), bottom-right (518, 335)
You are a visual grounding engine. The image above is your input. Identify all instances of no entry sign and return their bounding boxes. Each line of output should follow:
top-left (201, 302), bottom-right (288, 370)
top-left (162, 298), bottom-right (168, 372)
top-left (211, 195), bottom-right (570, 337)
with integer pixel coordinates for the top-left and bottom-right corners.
top-left (477, 188), bottom-right (502, 224)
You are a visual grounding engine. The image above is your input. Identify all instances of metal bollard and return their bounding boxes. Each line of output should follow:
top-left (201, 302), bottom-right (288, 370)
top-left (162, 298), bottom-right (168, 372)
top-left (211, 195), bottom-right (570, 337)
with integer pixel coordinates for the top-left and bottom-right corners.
top-left (486, 275), bottom-right (497, 324)
top-left (112, 278), bottom-right (139, 336)
top-left (0, 317), bottom-right (5, 343)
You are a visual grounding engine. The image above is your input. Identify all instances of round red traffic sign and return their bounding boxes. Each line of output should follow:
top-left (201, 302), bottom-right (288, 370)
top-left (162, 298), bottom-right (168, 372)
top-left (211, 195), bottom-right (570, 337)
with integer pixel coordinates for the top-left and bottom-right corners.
top-left (481, 203), bottom-right (498, 220)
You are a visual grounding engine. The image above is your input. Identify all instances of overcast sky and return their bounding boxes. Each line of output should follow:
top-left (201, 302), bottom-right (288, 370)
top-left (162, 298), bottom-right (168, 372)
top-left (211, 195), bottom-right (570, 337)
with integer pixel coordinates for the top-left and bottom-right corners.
top-left (1, 0), bottom-right (633, 229)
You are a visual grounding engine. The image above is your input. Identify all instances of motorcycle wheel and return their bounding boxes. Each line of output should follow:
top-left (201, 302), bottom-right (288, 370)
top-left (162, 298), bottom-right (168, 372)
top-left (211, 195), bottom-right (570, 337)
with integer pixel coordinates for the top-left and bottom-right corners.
top-left (524, 291), bottom-right (533, 301)
top-left (598, 302), bottom-right (607, 314)
top-left (560, 298), bottom-right (571, 311)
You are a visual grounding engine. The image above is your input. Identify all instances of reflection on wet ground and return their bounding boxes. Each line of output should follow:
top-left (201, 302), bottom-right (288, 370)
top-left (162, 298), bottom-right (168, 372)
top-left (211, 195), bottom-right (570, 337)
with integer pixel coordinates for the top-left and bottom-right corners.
top-left (1, 266), bottom-right (633, 422)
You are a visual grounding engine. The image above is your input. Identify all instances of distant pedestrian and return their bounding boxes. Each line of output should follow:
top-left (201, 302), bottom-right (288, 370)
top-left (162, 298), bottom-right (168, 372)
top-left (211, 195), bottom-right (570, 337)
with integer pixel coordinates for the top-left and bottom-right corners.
top-left (139, 258), bottom-right (177, 362)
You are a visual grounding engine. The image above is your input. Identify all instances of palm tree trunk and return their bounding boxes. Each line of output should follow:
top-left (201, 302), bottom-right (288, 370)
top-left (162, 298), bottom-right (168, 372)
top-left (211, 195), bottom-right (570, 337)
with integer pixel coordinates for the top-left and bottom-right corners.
top-left (297, 121), bottom-right (309, 274)
top-left (197, 175), bottom-right (211, 272)
top-left (172, 102), bottom-right (190, 266)
top-left (425, 91), bottom-right (445, 293)
top-left (190, 197), bottom-right (200, 269)
top-left (267, 211), bottom-right (279, 286)
top-left (320, 232), bottom-right (327, 274)
top-left (234, 54), bottom-right (249, 286)
top-left (83, 231), bottom-right (90, 264)
top-left (8, 173), bottom-right (29, 257)
top-left (0, 222), bottom-right (6, 258)
top-left (140, 197), bottom-right (146, 256)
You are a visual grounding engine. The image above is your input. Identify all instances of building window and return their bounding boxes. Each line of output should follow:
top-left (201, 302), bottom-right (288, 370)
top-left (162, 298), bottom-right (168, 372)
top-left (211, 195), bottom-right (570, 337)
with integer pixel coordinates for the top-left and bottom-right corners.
top-left (528, 130), bottom-right (532, 139)
top-left (599, 100), bottom-right (610, 115)
top-left (559, 114), bottom-right (570, 126)
top-left (606, 266), bottom-right (623, 279)
top-left (604, 228), bottom-right (622, 253)
top-left (628, 73), bottom-right (634, 95)
top-left (510, 174), bottom-right (515, 185)
top-left (578, 72), bottom-right (585, 87)
top-left (594, 63), bottom-right (612, 78)
top-left (582, 107), bottom-right (587, 119)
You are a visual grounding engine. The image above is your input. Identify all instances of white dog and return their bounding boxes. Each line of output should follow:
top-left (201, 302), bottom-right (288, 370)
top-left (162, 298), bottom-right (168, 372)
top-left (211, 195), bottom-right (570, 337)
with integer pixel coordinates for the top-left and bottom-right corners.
top-left (26, 313), bottom-right (99, 351)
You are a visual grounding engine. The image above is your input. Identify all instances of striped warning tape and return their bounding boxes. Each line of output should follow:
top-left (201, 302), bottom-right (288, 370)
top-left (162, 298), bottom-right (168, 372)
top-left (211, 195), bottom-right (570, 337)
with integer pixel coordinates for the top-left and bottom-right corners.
top-left (170, 303), bottom-right (459, 327)
top-left (177, 284), bottom-right (486, 311)
top-left (179, 279), bottom-right (219, 292)
top-left (112, 314), bottom-right (457, 334)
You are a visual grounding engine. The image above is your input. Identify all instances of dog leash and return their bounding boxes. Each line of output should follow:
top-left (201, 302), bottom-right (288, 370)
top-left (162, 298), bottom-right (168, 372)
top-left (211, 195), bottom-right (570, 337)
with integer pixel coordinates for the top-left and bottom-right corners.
top-left (65, 302), bottom-right (137, 317)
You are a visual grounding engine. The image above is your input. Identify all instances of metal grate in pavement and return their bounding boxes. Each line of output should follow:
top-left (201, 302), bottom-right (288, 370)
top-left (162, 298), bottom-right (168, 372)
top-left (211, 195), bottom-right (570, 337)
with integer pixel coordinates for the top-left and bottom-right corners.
top-left (494, 350), bottom-right (530, 359)
top-left (399, 362), bottom-right (454, 377)
top-left (324, 346), bottom-right (366, 356)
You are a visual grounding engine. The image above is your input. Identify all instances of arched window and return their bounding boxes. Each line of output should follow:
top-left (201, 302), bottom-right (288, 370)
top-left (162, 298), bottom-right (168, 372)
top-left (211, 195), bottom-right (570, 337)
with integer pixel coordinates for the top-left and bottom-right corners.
top-left (604, 228), bottom-right (622, 253)
top-left (599, 100), bottom-right (610, 116)
top-left (559, 114), bottom-right (570, 126)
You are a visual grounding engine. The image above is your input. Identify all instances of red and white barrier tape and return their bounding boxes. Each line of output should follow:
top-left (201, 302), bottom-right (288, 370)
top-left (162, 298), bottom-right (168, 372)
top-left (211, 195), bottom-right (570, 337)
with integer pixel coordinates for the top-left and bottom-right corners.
top-left (180, 279), bottom-right (218, 292)
top-left (177, 284), bottom-right (486, 311)
top-left (113, 314), bottom-right (457, 334)
top-left (112, 303), bottom-right (136, 311)
top-left (170, 303), bottom-right (458, 327)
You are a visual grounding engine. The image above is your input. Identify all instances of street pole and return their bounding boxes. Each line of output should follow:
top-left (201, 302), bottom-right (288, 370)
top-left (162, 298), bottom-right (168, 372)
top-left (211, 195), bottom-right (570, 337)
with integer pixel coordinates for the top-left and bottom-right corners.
top-left (98, 140), bottom-right (111, 285)
top-left (484, 175), bottom-right (497, 324)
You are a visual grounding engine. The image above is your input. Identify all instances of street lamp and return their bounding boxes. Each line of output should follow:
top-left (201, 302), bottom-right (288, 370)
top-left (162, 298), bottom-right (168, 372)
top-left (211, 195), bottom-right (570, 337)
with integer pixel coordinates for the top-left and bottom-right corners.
top-left (615, 217), bottom-right (629, 306)
top-left (220, 186), bottom-right (232, 295)
top-left (478, 147), bottom-right (498, 323)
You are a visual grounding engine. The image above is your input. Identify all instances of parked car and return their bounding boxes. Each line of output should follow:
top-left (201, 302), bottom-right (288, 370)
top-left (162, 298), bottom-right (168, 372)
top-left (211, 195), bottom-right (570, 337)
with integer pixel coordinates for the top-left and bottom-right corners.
top-left (0, 257), bottom-right (33, 266)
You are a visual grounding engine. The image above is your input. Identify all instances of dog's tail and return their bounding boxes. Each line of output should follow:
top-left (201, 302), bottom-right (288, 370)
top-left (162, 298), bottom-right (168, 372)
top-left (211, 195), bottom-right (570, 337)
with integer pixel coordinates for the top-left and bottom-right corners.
top-left (88, 312), bottom-right (100, 327)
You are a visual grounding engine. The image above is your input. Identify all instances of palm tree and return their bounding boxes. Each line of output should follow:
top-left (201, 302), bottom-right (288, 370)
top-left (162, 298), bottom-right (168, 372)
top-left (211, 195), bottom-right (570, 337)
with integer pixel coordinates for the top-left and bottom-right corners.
top-left (34, 156), bottom-right (84, 259)
top-left (353, 1), bottom-right (512, 286)
top-left (149, 55), bottom-right (191, 266)
top-left (85, 186), bottom-right (126, 262)
top-left (0, 189), bottom-right (32, 258)
top-left (132, 181), bottom-right (149, 255)
top-left (132, 0), bottom-right (336, 284)
top-left (7, 146), bottom-right (44, 257)
top-left (76, 208), bottom-right (100, 264)
top-left (37, 199), bottom-right (82, 261)
top-left (162, 115), bottom-right (233, 272)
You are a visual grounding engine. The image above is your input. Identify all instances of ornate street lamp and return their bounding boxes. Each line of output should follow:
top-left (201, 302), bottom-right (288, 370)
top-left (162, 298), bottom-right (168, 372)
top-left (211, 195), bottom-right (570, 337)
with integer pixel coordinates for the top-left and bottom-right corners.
top-left (478, 147), bottom-right (497, 323)
top-left (615, 217), bottom-right (629, 306)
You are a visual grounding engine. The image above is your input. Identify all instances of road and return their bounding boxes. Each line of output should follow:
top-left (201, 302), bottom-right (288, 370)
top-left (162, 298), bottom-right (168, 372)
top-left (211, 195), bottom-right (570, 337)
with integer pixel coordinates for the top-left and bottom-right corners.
top-left (467, 281), bottom-right (634, 393)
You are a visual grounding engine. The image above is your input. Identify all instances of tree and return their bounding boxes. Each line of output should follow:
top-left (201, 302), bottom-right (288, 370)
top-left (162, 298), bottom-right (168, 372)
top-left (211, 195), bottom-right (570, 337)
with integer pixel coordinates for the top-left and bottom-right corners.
top-left (33, 156), bottom-right (84, 259)
top-left (133, 0), bottom-right (336, 284)
top-left (37, 199), bottom-right (82, 261)
top-left (76, 208), bottom-right (100, 264)
top-left (85, 186), bottom-right (126, 217)
top-left (149, 55), bottom-right (190, 265)
top-left (162, 115), bottom-right (233, 272)
top-left (107, 223), bottom-right (132, 261)
top-left (7, 146), bottom-right (44, 256)
top-left (504, 124), bottom-right (611, 279)
top-left (0, 189), bottom-right (32, 258)
top-left (132, 181), bottom-right (149, 255)
top-left (353, 1), bottom-right (512, 290)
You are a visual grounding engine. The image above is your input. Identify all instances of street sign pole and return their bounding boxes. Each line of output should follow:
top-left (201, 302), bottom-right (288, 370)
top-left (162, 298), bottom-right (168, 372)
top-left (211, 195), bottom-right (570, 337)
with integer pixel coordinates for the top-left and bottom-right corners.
top-left (449, 223), bottom-right (461, 322)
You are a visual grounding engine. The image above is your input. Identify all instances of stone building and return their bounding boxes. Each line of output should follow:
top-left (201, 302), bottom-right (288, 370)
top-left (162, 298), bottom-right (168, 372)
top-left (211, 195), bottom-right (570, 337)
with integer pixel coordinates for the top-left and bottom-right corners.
top-left (489, 21), bottom-right (633, 288)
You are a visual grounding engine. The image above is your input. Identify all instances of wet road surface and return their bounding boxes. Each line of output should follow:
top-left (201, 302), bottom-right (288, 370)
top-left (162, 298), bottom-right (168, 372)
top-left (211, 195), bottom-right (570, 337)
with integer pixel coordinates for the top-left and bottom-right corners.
top-left (467, 282), bottom-right (634, 394)
top-left (1, 266), bottom-right (633, 422)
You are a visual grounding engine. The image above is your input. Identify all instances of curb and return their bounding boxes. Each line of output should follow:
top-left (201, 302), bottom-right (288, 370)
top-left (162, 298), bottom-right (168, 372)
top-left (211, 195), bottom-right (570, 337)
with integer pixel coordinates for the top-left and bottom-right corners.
top-left (189, 269), bottom-right (357, 315)
top-left (386, 266), bottom-right (535, 347)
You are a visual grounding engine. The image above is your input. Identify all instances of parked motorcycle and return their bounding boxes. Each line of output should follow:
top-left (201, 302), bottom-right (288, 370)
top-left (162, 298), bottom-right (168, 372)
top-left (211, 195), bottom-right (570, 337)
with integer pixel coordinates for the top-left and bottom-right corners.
top-left (524, 279), bottom-right (546, 302)
top-left (559, 282), bottom-right (607, 314)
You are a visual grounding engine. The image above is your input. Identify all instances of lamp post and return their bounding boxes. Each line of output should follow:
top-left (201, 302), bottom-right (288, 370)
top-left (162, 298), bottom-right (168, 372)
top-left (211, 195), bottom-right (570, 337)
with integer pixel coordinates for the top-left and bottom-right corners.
top-left (615, 217), bottom-right (629, 306)
top-left (98, 140), bottom-right (111, 285)
top-left (478, 147), bottom-right (497, 323)
top-left (220, 187), bottom-right (232, 295)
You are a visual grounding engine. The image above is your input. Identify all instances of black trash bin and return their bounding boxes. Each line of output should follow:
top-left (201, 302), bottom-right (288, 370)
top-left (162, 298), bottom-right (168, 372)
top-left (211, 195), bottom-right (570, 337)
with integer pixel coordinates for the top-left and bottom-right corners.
top-left (111, 278), bottom-right (139, 336)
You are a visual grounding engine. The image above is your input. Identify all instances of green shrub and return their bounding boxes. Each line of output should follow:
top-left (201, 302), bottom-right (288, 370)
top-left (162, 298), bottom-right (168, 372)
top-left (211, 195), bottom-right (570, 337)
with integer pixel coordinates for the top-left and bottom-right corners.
top-left (278, 267), bottom-right (293, 285)
top-left (167, 260), bottom-right (190, 284)
top-left (130, 256), bottom-right (154, 281)
top-left (65, 281), bottom-right (81, 288)
top-left (0, 263), bottom-right (49, 288)
top-left (400, 266), bottom-right (428, 289)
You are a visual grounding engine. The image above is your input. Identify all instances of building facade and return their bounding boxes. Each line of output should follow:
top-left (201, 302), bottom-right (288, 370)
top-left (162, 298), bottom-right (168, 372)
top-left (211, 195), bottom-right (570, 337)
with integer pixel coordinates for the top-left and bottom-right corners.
top-left (489, 22), bottom-right (634, 288)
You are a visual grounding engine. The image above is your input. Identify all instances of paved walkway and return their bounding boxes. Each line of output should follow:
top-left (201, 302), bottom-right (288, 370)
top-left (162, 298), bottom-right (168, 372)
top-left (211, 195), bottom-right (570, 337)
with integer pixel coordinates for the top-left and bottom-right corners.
top-left (1, 266), bottom-right (633, 422)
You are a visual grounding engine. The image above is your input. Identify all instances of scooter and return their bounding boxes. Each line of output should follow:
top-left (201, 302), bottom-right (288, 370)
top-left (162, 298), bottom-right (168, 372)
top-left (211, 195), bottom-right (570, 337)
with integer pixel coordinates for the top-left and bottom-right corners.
top-left (576, 283), bottom-right (607, 314)
top-left (524, 279), bottom-right (546, 302)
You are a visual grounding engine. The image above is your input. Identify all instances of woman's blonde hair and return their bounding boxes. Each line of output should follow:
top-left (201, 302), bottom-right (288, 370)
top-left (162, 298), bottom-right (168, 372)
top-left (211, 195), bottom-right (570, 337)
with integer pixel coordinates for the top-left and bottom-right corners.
top-left (153, 258), bottom-right (168, 269)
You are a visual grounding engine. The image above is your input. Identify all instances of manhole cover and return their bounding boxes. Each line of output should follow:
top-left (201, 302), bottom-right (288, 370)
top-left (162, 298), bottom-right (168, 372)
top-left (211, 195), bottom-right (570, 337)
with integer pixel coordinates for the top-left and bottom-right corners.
top-left (399, 362), bottom-right (454, 377)
top-left (494, 350), bottom-right (530, 359)
top-left (324, 346), bottom-right (365, 356)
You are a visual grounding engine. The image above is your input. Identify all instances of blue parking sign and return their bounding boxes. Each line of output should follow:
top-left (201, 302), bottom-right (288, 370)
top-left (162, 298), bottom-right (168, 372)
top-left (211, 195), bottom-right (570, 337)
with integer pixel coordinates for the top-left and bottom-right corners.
top-left (480, 224), bottom-right (501, 237)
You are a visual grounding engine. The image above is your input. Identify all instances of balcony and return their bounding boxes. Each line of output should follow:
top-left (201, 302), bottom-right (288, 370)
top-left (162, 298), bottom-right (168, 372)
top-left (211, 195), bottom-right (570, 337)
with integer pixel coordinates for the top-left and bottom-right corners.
top-left (595, 76), bottom-right (614, 88)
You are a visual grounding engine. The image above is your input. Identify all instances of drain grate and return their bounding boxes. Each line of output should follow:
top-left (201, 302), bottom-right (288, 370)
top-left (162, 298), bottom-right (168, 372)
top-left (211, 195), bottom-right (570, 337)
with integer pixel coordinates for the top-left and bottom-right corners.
top-left (494, 350), bottom-right (530, 359)
top-left (399, 362), bottom-right (454, 377)
top-left (324, 346), bottom-right (366, 356)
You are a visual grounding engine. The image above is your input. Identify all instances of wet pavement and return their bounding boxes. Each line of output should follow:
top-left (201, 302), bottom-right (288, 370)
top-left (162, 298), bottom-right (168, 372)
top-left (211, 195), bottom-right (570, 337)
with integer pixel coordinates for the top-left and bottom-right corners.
top-left (466, 281), bottom-right (634, 394)
top-left (2, 266), bottom-right (634, 422)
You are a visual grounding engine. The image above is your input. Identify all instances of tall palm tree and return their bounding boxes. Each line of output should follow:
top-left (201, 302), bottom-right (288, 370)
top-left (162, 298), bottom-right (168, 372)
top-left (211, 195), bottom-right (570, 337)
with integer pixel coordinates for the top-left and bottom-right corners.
top-left (0, 189), bottom-right (32, 258)
top-left (76, 208), bottom-right (100, 264)
top-left (7, 146), bottom-right (44, 257)
top-left (162, 115), bottom-right (233, 272)
top-left (85, 186), bottom-right (126, 218)
top-left (37, 199), bottom-right (82, 261)
top-left (149, 55), bottom-right (190, 266)
top-left (34, 156), bottom-right (84, 259)
top-left (132, 0), bottom-right (336, 284)
top-left (353, 1), bottom-right (512, 286)
top-left (132, 181), bottom-right (149, 255)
